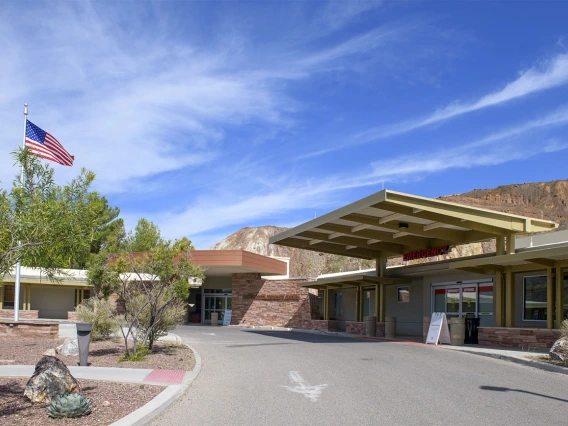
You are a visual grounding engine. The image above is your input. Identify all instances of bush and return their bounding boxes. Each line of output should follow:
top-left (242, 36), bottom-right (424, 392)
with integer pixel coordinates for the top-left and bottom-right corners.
top-left (136, 297), bottom-right (186, 349)
top-left (75, 297), bottom-right (119, 340)
top-left (561, 319), bottom-right (568, 340)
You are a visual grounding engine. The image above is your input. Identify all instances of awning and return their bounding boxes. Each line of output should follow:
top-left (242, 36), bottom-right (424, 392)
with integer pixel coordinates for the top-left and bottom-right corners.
top-left (299, 273), bottom-right (408, 289)
top-left (270, 189), bottom-right (557, 260)
top-left (450, 242), bottom-right (568, 273)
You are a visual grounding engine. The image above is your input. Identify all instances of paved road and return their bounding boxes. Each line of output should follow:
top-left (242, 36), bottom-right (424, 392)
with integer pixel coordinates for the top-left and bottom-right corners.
top-left (152, 326), bottom-right (567, 426)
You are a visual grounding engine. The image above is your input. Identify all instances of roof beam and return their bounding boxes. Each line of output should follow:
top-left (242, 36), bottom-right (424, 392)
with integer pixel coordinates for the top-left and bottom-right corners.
top-left (328, 232), bottom-right (343, 240)
top-left (343, 213), bottom-right (467, 243)
top-left (296, 230), bottom-right (407, 254)
top-left (281, 237), bottom-right (390, 259)
top-left (309, 240), bottom-right (322, 246)
top-left (315, 222), bottom-right (448, 249)
top-left (423, 222), bottom-right (445, 231)
top-left (379, 213), bottom-right (404, 224)
top-left (369, 203), bottom-right (502, 239)
top-left (526, 258), bottom-right (556, 267)
top-left (352, 223), bottom-right (371, 232)
top-left (392, 232), bottom-right (409, 239)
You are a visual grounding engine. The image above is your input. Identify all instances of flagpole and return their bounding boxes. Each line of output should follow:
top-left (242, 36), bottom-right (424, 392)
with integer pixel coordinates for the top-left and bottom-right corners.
top-left (14, 103), bottom-right (28, 322)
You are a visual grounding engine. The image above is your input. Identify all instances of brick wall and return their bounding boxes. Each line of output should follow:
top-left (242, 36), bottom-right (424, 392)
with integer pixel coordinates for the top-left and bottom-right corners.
top-left (231, 273), bottom-right (316, 328)
top-left (0, 321), bottom-right (59, 339)
top-left (311, 320), bottom-right (339, 331)
top-left (376, 322), bottom-right (385, 337)
top-left (346, 321), bottom-right (366, 335)
top-left (68, 311), bottom-right (78, 321)
top-left (0, 309), bottom-right (39, 319)
top-left (479, 327), bottom-right (561, 350)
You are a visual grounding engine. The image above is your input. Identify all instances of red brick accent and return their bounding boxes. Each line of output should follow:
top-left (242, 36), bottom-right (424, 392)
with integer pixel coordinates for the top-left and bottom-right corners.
top-left (68, 311), bottom-right (78, 321)
top-left (346, 321), bottom-right (366, 335)
top-left (0, 320), bottom-right (59, 339)
top-left (479, 327), bottom-right (561, 350)
top-left (231, 273), bottom-right (317, 328)
top-left (376, 322), bottom-right (385, 337)
top-left (0, 309), bottom-right (39, 319)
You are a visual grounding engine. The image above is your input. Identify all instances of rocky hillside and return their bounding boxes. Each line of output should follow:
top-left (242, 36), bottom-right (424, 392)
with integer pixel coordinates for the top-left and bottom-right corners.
top-left (440, 180), bottom-right (568, 228)
top-left (211, 180), bottom-right (568, 276)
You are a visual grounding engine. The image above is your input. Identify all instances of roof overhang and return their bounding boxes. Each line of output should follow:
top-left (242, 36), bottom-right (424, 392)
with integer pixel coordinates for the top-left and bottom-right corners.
top-left (300, 273), bottom-right (408, 289)
top-left (190, 250), bottom-right (288, 277)
top-left (450, 243), bottom-right (568, 274)
top-left (270, 189), bottom-right (557, 260)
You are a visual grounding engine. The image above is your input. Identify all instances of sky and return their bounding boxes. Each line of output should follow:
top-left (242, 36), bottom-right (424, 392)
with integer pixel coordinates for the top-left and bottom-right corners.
top-left (1, 1), bottom-right (568, 248)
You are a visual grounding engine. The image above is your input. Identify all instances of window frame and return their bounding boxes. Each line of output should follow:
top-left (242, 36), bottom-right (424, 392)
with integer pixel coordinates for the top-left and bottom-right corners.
top-left (523, 274), bottom-right (547, 322)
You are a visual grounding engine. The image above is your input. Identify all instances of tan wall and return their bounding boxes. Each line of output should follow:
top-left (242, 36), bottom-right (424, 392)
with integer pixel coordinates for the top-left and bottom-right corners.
top-left (203, 275), bottom-right (232, 289)
top-left (31, 285), bottom-right (76, 319)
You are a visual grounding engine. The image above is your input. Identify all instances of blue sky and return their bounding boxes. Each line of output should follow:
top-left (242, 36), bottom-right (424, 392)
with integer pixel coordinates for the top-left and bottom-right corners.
top-left (1, 1), bottom-right (568, 248)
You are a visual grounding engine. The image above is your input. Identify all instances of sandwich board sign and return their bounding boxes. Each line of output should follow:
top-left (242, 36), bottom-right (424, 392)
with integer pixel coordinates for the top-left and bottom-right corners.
top-left (222, 309), bottom-right (232, 326)
top-left (425, 312), bottom-right (451, 345)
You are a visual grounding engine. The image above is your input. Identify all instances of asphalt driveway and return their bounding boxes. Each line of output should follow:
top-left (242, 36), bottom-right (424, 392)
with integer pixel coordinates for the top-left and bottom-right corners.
top-left (151, 326), bottom-right (567, 426)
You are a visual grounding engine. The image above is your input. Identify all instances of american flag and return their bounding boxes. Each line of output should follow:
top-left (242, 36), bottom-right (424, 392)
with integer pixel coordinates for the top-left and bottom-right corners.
top-left (25, 120), bottom-right (74, 166)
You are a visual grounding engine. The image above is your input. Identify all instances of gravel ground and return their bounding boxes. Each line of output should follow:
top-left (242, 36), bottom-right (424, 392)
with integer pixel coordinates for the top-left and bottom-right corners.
top-left (0, 338), bottom-right (195, 371)
top-left (0, 377), bottom-right (162, 425)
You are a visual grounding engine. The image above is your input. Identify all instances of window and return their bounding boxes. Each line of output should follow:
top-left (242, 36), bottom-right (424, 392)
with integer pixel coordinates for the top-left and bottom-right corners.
top-left (524, 276), bottom-right (547, 321)
top-left (397, 286), bottom-right (410, 303)
top-left (334, 292), bottom-right (342, 318)
top-left (3, 285), bottom-right (15, 309)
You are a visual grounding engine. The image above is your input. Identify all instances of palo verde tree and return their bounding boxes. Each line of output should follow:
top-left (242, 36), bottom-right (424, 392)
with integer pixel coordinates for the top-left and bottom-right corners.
top-left (88, 222), bottom-right (203, 356)
top-left (0, 149), bottom-right (122, 281)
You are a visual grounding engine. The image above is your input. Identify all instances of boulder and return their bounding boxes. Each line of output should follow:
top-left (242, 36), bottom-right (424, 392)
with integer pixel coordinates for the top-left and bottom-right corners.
top-left (24, 356), bottom-right (80, 404)
top-left (58, 338), bottom-right (79, 356)
top-left (43, 349), bottom-right (57, 356)
top-left (549, 337), bottom-right (568, 362)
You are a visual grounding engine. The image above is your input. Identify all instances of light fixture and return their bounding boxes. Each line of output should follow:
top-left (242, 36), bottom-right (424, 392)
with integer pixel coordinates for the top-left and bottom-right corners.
top-left (398, 222), bottom-right (409, 229)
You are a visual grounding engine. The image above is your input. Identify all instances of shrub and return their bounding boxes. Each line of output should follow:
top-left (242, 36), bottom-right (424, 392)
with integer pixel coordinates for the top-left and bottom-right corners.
top-left (136, 297), bottom-right (186, 350)
top-left (561, 319), bottom-right (568, 340)
top-left (75, 297), bottom-right (119, 340)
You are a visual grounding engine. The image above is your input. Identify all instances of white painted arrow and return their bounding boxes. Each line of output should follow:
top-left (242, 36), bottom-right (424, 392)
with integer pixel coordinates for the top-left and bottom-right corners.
top-left (282, 371), bottom-right (328, 402)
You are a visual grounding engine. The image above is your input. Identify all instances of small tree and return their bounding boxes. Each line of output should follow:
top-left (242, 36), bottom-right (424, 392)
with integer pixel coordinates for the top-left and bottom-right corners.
top-left (88, 233), bottom-right (203, 356)
top-left (0, 149), bottom-right (122, 282)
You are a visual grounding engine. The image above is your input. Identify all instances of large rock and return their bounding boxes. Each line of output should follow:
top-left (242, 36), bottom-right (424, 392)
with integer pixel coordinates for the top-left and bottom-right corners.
top-left (549, 337), bottom-right (568, 362)
top-left (57, 338), bottom-right (79, 356)
top-left (24, 356), bottom-right (80, 404)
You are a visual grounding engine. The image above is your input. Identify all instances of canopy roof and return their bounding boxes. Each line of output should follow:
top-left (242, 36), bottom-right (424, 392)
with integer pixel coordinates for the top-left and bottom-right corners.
top-left (270, 190), bottom-right (557, 260)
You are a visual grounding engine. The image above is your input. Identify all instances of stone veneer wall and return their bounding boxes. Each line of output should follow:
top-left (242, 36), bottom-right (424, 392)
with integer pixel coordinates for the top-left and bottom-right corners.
top-left (231, 273), bottom-right (316, 328)
top-left (0, 320), bottom-right (59, 339)
top-left (311, 320), bottom-right (339, 331)
top-left (479, 327), bottom-right (561, 350)
top-left (0, 309), bottom-right (39, 319)
top-left (68, 311), bottom-right (78, 321)
top-left (346, 321), bottom-right (366, 335)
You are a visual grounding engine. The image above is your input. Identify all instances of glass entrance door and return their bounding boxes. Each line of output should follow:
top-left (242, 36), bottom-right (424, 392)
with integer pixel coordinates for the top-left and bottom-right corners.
top-left (432, 282), bottom-right (493, 325)
top-left (203, 292), bottom-right (232, 323)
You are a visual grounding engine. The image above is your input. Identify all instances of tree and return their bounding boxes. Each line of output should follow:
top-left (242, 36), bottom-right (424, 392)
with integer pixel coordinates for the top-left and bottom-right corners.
top-left (0, 149), bottom-right (122, 281)
top-left (130, 218), bottom-right (161, 252)
top-left (88, 230), bottom-right (203, 356)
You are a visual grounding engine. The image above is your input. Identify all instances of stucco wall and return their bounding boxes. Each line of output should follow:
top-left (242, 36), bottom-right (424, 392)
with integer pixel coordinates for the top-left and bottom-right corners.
top-left (31, 285), bottom-right (75, 319)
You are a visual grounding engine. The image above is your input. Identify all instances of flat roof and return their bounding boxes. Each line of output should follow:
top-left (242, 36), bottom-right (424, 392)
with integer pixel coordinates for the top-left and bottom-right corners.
top-left (190, 250), bottom-right (287, 276)
top-left (300, 273), bottom-right (408, 289)
top-left (270, 189), bottom-right (557, 260)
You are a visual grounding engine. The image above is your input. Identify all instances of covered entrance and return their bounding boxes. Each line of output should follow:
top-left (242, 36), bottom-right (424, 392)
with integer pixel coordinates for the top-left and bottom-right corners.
top-left (203, 289), bottom-right (232, 324)
top-left (432, 280), bottom-right (494, 327)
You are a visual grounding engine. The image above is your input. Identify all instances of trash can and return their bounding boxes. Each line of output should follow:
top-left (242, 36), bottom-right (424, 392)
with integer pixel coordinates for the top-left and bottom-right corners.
top-left (385, 317), bottom-right (396, 339)
top-left (76, 322), bottom-right (92, 367)
top-left (465, 316), bottom-right (480, 344)
top-left (449, 317), bottom-right (465, 346)
top-left (211, 312), bottom-right (219, 326)
top-left (365, 316), bottom-right (377, 337)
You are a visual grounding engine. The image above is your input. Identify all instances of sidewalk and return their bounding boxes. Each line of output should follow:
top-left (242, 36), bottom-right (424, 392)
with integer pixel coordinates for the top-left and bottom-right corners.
top-left (0, 333), bottom-right (202, 426)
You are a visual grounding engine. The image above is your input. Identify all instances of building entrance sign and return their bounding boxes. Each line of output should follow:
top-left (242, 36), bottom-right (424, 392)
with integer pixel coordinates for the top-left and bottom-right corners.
top-left (403, 246), bottom-right (450, 261)
top-left (425, 312), bottom-right (451, 345)
top-left (223, 309), bottom-right (232, 326)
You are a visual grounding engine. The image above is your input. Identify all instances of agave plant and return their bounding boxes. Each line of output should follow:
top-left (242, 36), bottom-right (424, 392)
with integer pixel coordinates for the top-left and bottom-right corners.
top-left (47, 393), bottom-right (92, 418)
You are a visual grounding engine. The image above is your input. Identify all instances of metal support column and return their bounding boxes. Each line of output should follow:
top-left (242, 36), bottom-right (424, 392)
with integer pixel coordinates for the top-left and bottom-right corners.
top-left (495, 271), bottom-right (504, 327)
top-left (505, 268), bottom-right (515, 328)
top-left (556, 266), bottom-right (564, 328)
top-left (379, 284), bottom-right (386, 323)
top-left (324, 287), bottom-right (329, 320)
top-left (374, 284), bottom-right (379, 319)
top-left (547, 268), bottom-right (554, 329)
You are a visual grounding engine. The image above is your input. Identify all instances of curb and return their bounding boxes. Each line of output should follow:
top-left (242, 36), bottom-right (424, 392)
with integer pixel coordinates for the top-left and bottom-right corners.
top-left (446, 348), bottom-right (568, 376)
top-left (109, 342), bottom-right (202, 426)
